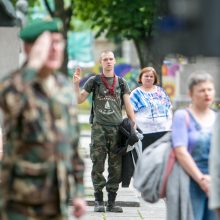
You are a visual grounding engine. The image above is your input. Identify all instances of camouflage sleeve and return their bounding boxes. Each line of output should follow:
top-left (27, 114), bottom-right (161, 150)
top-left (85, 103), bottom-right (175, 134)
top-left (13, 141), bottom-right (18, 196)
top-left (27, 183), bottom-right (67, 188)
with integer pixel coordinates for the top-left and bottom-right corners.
top-left (0, 151), bottom-right (13, 212)
top-left (70, 105), bottom-right (85, 198)
top-left (0, 67), bottom-right (37, 114)
top-left (72, 119), bottom-right (85, 197)
top-left (0, 127), bottom-right (2, 160)
top-left (0, 134), bottom-right (2, 211)
top-left (72, 143), bottom-right (85, 198)
top-left (0, 67), bottom-right (37, 212)
top-left (21, 67), bottom-right (38, 82)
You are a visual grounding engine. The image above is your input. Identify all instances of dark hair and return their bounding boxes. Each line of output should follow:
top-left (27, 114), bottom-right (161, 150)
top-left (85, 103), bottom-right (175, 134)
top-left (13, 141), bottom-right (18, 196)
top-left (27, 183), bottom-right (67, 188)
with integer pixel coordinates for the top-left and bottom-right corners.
top-left (138, 67), bottom-right (158, 85)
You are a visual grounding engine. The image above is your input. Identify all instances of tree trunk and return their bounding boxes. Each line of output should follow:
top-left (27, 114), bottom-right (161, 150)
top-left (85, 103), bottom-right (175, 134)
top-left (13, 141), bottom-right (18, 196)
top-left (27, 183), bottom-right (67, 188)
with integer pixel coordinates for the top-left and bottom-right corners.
top-left (44, 0), bottom-right (73, 76)
top-left (54, 0), bottom-right (72, 76)
top-left (59, 30), bottom-right (69, 76)
top-left (133, 37), bottom-right (164, 86)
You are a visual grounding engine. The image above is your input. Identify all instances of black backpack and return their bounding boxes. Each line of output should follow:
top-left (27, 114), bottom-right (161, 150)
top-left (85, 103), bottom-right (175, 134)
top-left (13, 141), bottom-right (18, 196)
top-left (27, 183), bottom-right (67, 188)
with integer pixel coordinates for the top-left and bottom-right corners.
top-left (89, 75), bottom-right (125, 124)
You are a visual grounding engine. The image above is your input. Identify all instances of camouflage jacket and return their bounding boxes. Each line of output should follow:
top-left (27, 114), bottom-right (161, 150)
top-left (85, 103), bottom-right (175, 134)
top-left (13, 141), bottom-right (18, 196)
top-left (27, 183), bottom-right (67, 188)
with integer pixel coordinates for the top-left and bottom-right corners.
top-left (0, 67), bottom-right (84, 217)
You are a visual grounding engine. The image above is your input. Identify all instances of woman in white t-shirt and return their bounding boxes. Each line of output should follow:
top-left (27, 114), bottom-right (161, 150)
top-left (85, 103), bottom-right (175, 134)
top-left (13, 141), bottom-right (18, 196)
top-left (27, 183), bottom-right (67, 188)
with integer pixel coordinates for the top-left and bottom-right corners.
top-left (130, 67), bottom-right (172, 151)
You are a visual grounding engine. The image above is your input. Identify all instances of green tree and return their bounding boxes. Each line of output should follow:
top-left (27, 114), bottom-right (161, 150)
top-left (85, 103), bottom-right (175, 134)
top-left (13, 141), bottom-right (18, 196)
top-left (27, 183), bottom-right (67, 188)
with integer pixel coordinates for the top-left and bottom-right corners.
top-left (74, 0), bottom-right (167, 82)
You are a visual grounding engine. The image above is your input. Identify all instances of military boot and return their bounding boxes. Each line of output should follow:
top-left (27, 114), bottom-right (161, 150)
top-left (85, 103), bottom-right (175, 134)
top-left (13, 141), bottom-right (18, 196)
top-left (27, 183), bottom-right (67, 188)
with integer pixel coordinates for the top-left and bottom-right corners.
top-left (94, 191), bottom-right (105, 212)
top-left (106, 192), bottom-right (123, 213)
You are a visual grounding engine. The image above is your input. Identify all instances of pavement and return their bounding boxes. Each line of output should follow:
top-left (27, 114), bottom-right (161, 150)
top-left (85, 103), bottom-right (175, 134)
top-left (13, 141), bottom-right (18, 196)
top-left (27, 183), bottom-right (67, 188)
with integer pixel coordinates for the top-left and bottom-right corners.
top-left (69, 128), bottom-right (166, 220)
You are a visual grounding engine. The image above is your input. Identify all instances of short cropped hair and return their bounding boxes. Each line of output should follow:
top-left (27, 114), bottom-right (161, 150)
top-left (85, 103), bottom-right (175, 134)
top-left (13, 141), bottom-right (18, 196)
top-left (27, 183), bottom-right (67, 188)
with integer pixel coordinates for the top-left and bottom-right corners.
top-left (100, 50), bottom-right (114, 61)
top-left (188, 71), bottom-right (214, 91)
top-left (138, 67), bottom-right (158, 85)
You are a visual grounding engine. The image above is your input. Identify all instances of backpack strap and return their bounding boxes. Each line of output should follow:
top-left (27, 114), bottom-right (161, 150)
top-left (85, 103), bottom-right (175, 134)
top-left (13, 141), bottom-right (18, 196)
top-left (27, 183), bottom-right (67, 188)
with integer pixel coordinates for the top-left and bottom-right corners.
top-left (89, 75), bottom-right (100, 124)
top-left (91, 75), bottom-right (101, 102)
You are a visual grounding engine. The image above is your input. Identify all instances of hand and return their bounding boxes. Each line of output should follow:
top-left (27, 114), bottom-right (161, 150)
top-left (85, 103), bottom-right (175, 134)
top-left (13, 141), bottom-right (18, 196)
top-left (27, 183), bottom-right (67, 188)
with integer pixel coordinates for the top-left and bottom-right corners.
top-left (72, 197), bottom-right (87, 218)
top-left (199, 174), bottom-right (210, 196)
top-left (72, 67), bottom-right (81, 86)
top-left (27, 32), bottom-right (52, 70)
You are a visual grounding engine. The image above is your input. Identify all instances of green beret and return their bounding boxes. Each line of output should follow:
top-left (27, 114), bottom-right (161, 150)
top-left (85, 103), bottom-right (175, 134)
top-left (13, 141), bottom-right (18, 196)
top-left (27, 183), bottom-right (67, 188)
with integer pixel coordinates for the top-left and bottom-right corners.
top-left (19, 18), bottom-right (63, 42)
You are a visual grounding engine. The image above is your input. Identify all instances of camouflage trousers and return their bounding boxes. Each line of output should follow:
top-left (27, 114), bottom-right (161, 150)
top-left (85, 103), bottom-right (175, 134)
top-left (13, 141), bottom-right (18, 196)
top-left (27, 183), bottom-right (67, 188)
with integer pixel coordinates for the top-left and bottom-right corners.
top-left (1, 210), bottom-right (67, 220)
top-left (90, 123), bottom-right (122, 193)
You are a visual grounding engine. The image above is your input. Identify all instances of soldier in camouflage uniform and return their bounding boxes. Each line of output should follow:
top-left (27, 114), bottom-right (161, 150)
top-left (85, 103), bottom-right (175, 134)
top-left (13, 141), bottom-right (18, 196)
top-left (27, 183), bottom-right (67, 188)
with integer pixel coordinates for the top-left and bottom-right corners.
top-left (73, 51), bottom-right (136, 213)
top-left (0, 18), bottom-right (86, 219)
top-left (0, 125), bottom-right (2, 160)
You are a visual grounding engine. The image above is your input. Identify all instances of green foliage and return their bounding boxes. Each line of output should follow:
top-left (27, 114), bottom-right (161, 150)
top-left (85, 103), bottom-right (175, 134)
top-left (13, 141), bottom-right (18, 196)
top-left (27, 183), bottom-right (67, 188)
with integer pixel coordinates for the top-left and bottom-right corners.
top-left (27, 0), bottom-right (37, 7)
top-left (74, 0), bottom-right (162, 40)
top-left (11, 0), bottom-right (16, 6)
top-left (11, 0), bottom-right (37, 8)
top-left (70, 18), bottom-right (93, 32)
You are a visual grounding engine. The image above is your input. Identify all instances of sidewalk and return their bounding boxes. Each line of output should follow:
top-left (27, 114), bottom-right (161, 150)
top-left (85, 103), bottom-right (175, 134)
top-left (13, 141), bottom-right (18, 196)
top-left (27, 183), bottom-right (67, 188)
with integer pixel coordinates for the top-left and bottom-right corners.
top-left (70, 130), bottom-right (166, 220)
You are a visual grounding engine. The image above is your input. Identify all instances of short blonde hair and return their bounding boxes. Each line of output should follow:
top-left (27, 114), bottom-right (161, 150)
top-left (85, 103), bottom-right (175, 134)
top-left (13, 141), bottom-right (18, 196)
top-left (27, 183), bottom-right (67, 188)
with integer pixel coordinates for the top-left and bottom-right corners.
top-left (99, 50), bottom-right (115, 61)
top-left (138, 67), bottom-right (158, 85)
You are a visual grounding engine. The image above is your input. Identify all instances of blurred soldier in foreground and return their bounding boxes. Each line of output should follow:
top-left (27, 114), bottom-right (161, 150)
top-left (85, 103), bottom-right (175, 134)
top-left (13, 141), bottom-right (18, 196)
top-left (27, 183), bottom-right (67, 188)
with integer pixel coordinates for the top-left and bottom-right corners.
top-left (0, 125), bottom-right (2, 160)
top-left (0, 18), bottom-right (86, 219)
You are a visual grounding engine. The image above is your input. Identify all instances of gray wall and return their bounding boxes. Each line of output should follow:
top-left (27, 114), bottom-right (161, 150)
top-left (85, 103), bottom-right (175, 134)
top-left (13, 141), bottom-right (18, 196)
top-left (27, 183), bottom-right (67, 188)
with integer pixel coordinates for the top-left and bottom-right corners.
top-left (180, 57), bottom-right (220, 97)
top-left (174, 57), bottom-right (220, 108)
top-left (0, 27), bottom-right (20, 126)
top-left (0, 27), bottom-right (20, 80)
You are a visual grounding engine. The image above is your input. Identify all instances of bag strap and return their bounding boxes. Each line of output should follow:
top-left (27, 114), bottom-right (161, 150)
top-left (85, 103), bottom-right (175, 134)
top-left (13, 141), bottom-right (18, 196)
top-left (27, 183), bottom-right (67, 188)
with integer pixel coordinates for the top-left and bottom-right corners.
top-left (160, 110), bottom-right (190, 198)
top-left (160, 148), bottom-right (176, 198)
top-left (185, 108), bottom-right (202, 131)
top-left (118, 76), bottom-right (125, 107)
top-left (89, 75), bottom-right (100, 124)
top-left (185, 108), bottom-right (203, 153)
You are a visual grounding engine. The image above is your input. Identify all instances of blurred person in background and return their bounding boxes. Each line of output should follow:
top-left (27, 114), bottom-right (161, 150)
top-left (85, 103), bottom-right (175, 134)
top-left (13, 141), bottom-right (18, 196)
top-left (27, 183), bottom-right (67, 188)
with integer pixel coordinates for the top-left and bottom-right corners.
top-left (171, 72), bottom-right (217, 220)
top-left (0, 18), bottom-right (86, 220)
top-left (130, 67), bottom-right (172, 151)
top-left (210, 112), bottom-right (220, 219)
top-left (73, 50), bottom-right (135, 213)
top-left (0, 125), bottom-right (2, 160)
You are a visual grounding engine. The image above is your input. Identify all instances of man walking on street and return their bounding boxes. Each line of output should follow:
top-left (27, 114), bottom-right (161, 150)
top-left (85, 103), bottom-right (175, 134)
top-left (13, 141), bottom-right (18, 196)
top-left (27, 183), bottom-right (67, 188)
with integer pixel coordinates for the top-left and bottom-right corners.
top-left (0, 18), bottom-right (86, 219)
top-left (73, 50), bottom-right (135, 213)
